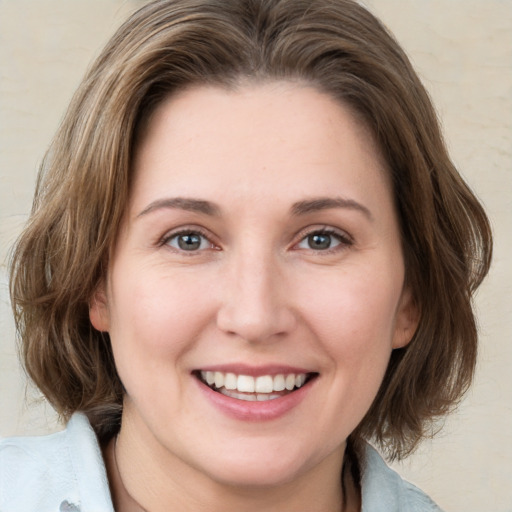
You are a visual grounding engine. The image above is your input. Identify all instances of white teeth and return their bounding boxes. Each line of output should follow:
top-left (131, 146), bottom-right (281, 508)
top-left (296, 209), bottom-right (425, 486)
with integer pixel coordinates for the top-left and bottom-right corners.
top-left (295, 374), bottom-right (306, 387)
top-left (224, 373), bottom-right (237, 390)
top-left (285, 374), bottom-right (296, 391)
top-left (200, 370), bottom-right (310, 395)
top-left (255, 375), bottom-right (273, 393)
top-left (214, 371), bottom-right (224, 388)
top-left (257, 393), bottom-right (281, 401)
top-left (273, 374), bottom-right (286, 391)
top-left (237, 375), bottom-right (255, 393)
top-left (219, 389), bottom-right (282, 401)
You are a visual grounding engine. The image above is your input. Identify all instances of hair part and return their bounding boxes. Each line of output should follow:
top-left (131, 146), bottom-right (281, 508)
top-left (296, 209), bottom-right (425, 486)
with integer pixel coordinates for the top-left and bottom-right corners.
top-left (10, 0), bottom-right (492, 458)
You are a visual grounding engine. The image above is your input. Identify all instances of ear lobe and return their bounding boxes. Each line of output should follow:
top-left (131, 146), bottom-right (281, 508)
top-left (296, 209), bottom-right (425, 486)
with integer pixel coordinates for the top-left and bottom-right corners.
top-left (89, 283), bottom-right (110, 332)
top-left (392, 287), bottom-right (419, 349)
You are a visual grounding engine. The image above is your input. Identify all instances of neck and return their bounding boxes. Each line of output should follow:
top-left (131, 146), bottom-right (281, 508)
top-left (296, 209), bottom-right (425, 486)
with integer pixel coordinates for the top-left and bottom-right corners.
top-left (103, 417), bottom-right (360, 512)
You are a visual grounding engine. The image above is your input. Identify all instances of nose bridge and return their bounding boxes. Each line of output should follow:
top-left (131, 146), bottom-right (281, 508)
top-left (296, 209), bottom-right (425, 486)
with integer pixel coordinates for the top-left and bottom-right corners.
top-left (216, 242), bottom-right (295, 342)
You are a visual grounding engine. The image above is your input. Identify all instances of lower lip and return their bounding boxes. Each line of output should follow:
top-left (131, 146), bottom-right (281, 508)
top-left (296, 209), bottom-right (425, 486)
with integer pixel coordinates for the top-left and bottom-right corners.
top-left (195, 377), bottom-right (314, 422)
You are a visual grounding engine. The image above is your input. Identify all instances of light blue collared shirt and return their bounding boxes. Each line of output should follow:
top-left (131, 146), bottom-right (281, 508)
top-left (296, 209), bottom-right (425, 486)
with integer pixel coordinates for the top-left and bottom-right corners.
top-left (0, 413), bottom-right (443, 511)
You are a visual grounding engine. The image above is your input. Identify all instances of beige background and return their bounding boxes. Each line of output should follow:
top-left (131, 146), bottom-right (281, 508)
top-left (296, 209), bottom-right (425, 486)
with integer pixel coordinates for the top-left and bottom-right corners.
top-left (0, 1), bottom-right (510, 510)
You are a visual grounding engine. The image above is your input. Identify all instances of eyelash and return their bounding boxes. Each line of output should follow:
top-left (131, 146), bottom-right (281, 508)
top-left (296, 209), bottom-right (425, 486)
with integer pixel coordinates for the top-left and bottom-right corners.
top-left (160, 227), bottom-right (217, 254)
top-left (293, 227), bottom-right (354, 254)
top-left (159, 226), bottom-right (353, 254)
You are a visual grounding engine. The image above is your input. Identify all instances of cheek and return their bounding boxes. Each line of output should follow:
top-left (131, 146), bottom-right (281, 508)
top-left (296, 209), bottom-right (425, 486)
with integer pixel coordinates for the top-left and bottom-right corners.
top-left (301, 267), bottom-right (403, 348)
top-left (297, 265), bottom-right (402, 401)
top-left (107, 268), bottom-right (214, 376)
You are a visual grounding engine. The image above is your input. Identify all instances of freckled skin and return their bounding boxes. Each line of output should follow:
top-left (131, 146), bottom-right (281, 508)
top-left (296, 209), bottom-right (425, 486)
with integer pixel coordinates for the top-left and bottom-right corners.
top-left (91, 82), bottom-right (418, 511)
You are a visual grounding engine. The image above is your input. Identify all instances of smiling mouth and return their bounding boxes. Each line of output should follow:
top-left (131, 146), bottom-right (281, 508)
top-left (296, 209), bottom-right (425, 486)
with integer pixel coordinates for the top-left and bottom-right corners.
top-left (195, 370), bottom-right (318, 402)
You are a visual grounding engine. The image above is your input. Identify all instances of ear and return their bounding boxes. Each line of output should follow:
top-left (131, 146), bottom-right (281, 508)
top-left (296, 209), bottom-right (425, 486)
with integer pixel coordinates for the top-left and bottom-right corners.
top-left (89, 281), bottom-right (110, 332)
top-left (392, 287), bottom-right (419, 349)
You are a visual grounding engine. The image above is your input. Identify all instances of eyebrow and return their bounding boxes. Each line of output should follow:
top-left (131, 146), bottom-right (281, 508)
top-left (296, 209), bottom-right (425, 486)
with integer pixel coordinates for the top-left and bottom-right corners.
top-left (291, 197), bottom-right (373, 220)
top-left (137, 197), bottom-right (221, 217)
top-left (137, 195), bottom-right (372, 220)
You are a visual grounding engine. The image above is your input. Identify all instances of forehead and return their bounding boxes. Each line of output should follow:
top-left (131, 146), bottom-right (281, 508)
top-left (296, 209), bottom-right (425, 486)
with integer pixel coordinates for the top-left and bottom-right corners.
top-left (130, 81), bottom-right (392, 216)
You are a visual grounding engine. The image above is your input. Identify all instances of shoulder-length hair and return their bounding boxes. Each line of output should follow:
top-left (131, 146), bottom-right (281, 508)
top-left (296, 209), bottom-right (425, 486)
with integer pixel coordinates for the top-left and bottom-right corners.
top-left (9, 0), bottom-right (492, 460)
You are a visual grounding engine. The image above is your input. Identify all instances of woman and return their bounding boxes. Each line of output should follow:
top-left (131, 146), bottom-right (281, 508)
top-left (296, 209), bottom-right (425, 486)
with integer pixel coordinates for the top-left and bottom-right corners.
top-left (2, 0), bottom-right (492, 511)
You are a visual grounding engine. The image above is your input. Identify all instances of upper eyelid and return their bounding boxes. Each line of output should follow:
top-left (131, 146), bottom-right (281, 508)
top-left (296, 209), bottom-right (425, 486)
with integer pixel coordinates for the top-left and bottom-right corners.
top-left (294, 225), bottom-right (355, 252)
top-left (157, 224), bottom-right (353, 249)
top-left (159, 226), bottom-right (216, 247)
top-left (294, 225), bottom-right (353, 243)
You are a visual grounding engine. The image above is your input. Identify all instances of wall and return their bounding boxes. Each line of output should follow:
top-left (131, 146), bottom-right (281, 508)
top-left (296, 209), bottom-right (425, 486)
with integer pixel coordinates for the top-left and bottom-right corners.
top-left (1, 1), bottom-right (510, 510)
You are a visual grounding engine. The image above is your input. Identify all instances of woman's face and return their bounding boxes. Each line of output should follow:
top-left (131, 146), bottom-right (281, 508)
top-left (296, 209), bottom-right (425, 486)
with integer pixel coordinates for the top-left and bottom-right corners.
top-left (91, 82), bottom-right (417, 488)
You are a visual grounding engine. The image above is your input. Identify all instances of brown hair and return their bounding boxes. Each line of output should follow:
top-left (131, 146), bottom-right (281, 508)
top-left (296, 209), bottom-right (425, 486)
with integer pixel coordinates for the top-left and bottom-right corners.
top-left (9, 0), bottom-right (492, 460)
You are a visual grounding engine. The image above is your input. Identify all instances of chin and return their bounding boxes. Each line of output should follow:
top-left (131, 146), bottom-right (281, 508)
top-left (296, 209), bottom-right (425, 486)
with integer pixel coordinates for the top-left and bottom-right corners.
top-left (209, 462), bottom-right (306, 489)
top-left (195, 444), bottom-right (323, 489)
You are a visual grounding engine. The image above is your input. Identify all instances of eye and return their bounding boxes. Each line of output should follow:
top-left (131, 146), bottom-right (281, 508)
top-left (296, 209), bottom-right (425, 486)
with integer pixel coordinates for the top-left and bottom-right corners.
top-left (164, 230), bottom-right (213, 252)
top-left (296, 229), bottom-right (352, 251)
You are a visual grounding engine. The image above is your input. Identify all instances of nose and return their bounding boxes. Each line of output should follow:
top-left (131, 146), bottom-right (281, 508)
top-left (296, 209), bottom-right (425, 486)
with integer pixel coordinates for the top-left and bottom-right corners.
top-left (216, 248), bottom-right (297, 344)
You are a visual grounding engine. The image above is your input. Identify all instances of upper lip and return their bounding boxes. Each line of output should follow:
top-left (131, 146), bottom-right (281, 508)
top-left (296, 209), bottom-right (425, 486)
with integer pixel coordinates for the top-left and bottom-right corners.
top-left (194, 364), bottom-right (315, 377)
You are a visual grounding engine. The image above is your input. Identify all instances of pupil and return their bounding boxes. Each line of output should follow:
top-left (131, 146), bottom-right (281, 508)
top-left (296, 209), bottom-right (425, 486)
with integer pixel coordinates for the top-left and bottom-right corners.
top-left (309, 233), bottom-right (331, 250)
top-left (178, 233), bottom-right (201, 250)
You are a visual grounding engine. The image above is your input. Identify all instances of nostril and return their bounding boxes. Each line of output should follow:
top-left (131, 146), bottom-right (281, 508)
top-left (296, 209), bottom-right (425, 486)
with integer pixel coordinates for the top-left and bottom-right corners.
top-left (216, 302), bottom-right (297, 343)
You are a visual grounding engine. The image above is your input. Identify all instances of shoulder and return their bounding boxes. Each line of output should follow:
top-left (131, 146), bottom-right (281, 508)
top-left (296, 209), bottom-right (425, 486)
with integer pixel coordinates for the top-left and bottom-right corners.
top-left (360, 443), bottom-right (444, 512)
top-left (0, 413), bottom-right (113, 512)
